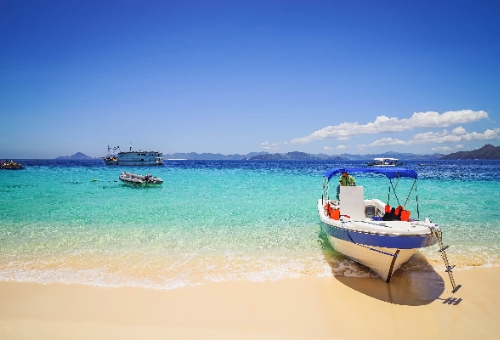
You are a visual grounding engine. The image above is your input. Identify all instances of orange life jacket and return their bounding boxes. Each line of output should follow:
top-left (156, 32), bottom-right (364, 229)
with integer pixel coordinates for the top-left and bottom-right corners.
top-left (330, 208), bottom-right (340, 220)
top-left (400, 209), bottom-right (411, 221)
top-left (325, 204), bottom-right (340, 220)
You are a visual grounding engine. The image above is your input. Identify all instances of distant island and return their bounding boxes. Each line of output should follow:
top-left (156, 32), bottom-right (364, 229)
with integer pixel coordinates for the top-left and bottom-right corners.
top-left (56, 150), bottom-right (448, 161)
top-left (248, 151), bottom-right (444, 161)
top-left (163, 152), bottom-right (267, 161)
top-left (58, 145), bottom-right (500, 161)
top-left (55, 152), bottom-right (95, 160)
top-left (164, 151), bottom-right (444, 161)
top-left (440, 144), bottom-right (500, 160)
top-left (249, 151), bottom-right (342, 161)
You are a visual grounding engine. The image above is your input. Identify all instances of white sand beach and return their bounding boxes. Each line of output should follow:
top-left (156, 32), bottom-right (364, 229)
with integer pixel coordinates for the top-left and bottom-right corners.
top-left (1, 267), bottom-right (499, 340)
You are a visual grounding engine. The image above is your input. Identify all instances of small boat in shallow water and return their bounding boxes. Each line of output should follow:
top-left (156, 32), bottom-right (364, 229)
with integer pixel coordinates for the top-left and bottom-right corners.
top-left (119, 172), bottom-right (163, 185)
top-left (1, 160), bottom-right (24, 170)
top-left (318, 167), bottom-right (461, 291)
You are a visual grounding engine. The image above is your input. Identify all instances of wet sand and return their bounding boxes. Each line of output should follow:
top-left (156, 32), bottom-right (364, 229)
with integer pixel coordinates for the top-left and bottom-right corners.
top-left (1, 267), bottom-right (499, 339)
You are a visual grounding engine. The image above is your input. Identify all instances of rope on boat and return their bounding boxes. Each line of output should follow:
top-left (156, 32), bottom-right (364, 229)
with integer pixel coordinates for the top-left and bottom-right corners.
top-left (341, 221), bottom-right (398, 258)
top-left (342, 218), bottom-right (389, 228)
top-left (342, 224), bottom-right (400, 282)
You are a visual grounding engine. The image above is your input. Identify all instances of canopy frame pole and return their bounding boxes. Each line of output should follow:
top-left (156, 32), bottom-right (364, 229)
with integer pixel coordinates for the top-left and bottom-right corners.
top-left (416, 185), bottom-right (420, 220)
top-left (389, 178), bottom-right (401, 206)
top-left (402, 178), bottom-right (418, 208)
top-left (322, 177), bottom-right (329, 205)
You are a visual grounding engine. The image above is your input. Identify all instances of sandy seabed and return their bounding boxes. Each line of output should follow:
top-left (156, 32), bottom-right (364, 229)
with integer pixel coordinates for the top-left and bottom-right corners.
top-left (1, 267), bottom-right (499, 340)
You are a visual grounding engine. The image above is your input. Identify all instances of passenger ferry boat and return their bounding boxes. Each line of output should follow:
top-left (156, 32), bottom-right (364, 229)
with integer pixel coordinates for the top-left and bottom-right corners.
top-left (102, 145), bottom-right (163, 166)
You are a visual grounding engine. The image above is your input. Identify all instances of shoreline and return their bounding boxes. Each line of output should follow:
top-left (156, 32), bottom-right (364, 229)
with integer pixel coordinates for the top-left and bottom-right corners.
top-left (1, 267), bottom-right (499, 339)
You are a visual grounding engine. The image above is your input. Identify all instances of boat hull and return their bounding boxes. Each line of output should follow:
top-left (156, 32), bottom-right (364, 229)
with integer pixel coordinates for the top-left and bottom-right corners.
top-left (318, 199), bottom-right (438, 282)
top-left (119, 172), bottom-right (163, 185)
top-left (105, 160), bottom-right (163, 166)
top-left (324, 231), bottom-right (418, 281)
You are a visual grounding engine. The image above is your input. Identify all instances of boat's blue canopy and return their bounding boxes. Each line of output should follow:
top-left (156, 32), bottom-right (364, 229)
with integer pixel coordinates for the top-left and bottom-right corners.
top-left (323, 167), bottom-right (418, 181)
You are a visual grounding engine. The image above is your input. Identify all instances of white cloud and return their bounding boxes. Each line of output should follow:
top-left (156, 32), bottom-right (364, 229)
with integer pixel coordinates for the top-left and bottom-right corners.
top-left (261, 141), bottom-right (281, 150)
top-left (261, 141), bottom-right (270, 150)
top-left (431, 146), bottom-right (454, 152)
top-left (364, 138), bottom-right (407, 147)
top-left (336, 145), bottom-right (347, 150)
top-left (366, 127), bottom-right (500, 147)
top-left (324, 146), bottom-right (333, 150)
top-left (431, 144), bottom-right (465, 152)
top-left (290, 110), bottom-right (488, 144)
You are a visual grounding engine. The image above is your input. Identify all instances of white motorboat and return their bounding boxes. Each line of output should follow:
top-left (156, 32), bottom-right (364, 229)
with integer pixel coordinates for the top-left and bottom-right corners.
top-left (103, 145), bottom-right (163, 166)
top-left (367, 158), bottom-right (401, 167)
top-left (318, 167), bottom-right (460, 291)
top-left (119, 172), bottom-right (163, 185)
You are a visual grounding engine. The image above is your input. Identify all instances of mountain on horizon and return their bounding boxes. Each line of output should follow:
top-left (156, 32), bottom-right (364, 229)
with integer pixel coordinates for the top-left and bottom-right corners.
top-left (440, 144), bottom-right (500, 160)
top-left (54, 150), bottom-right (451, 161)
top-left (338, 151), bottom-right (444, 161)
top-left (55, 152), bottom-right (95, 160)
top-left (249, 151), bottom-right (342, 161)
top-left (249, 151), bottom-right (443, 161)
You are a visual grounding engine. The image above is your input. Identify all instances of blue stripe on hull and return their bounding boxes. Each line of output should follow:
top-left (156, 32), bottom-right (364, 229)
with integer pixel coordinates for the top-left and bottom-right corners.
top-left (322, 222), bottom-right (437, 249)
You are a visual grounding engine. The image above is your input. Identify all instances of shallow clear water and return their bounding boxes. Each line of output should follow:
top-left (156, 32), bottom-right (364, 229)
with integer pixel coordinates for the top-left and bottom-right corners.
top-left (1, 159), bottom-right (499, 289)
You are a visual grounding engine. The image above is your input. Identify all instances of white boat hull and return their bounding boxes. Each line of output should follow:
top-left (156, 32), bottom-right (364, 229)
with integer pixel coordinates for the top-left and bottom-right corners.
top-left (327, 236), bottom-right (418, 281)
top-left (119, 172), bottom-right (163, 185)
top-left (318, 198), bottom-right (438, 282)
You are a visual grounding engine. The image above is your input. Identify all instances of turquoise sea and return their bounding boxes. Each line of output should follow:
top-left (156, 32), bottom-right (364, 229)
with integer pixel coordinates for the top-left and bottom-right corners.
top-left (1, 160), bottom-right (499, 289)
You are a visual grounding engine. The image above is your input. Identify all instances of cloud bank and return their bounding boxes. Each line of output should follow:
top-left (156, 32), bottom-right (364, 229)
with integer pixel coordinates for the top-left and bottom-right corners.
top-left (364, 127), bottom-right (500, 148)
top-left (290, 110), bottom-right (488, 144)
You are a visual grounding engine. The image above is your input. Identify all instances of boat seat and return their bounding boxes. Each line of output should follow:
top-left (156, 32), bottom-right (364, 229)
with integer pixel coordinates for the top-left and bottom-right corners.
top-left (339, 186), bottom-right (365, 220)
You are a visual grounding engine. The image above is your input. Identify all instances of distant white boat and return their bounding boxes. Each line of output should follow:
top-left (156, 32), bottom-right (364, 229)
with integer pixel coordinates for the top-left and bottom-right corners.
top-left (367, 158), bottom-right (402, 167)
top-left (103, 145), bottom-right (163, 166)
top-left (119, 172), bottom-right (163, 185)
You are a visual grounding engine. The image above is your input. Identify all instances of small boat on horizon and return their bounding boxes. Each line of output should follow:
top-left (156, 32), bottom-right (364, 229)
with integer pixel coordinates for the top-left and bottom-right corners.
top-left (367, 158), bottom-right (402, 167)
top-left (318, 167), bottom-right (460, 291)
top-left (119, 172), bottom-right (163, 185)
top-left (1, 160), bottom-right (25, 170)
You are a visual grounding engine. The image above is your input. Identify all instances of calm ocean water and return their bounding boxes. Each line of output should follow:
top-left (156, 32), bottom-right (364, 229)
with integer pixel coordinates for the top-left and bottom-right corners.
top-left (1, 159), bottom-right (499, 289)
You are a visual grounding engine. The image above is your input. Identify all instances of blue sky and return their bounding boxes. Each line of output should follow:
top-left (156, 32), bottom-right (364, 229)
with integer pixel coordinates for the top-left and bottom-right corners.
top-left (1, 0), bottom-right (499, 158)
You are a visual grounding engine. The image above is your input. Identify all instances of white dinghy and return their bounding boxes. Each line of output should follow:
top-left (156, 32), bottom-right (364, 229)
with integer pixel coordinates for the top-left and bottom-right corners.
top-left (318, 167), bottom-right (460, 291)
top-left (119, 172), bottom-right (163, 185)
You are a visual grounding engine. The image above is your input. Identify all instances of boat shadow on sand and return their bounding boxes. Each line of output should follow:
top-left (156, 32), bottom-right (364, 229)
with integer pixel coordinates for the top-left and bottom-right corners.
top-left (318, 229), bottom-right (445, 306)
